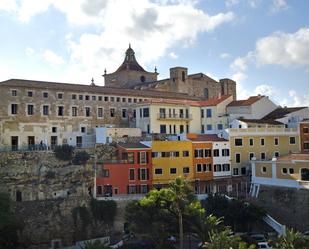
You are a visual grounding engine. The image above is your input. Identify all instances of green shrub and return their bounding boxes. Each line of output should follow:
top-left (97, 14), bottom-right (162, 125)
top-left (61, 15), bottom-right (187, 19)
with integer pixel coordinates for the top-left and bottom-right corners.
top-left (72, 151), bottom-right (90, 165)
top-left (90, 199), bottom-right (117, 225)
top-left (54, 144), bottom-right (74, 161)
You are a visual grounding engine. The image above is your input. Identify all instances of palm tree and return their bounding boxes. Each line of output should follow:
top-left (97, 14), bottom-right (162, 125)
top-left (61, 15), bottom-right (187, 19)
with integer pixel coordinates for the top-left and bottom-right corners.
top-left (274, 228), bottom-right (309, 249)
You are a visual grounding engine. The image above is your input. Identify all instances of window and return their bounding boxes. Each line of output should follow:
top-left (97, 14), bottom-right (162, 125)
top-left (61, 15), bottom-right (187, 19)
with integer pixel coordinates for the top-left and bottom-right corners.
top-left (289, 137), bottom-right (296, 144)
top-left (122, 109), bottom-right (127, 118)
top-left (11, 104), bottom-right (18, 114)
top-left (206, 109), bottom-right (212, 117)
top-left (79, 95), bottom-right (83, 100)
top-left (304, 142), bottom-right (309, 150)
top-left (139, 151), bottom-right (147, 164)
top-left (213, 149), bottom-right (219, 157)
top-left (180, 125), bottom-right (184, 133)
top-left (128, 98), bottom-right (132, 103)
top-left (116, 97), bottom-right (120, 102)
top-left (98, 108), bottom-right (103, 118)
top-left (206, 164), bottom-right (212, 171)
top-left (222, 149), bottom-right (229, 156)
top-left (92, 96), bottom-right (96, 101)
top-left (72, 94), bottom-right (76, 100)
top-left (214, 164), bottom-right (221, 172)
top-left (282, 168), bottom-right (287, 174)
top-left (43, 105), bottom-right (49, 116)
top-left (223, 164), bottom-right (230, 171)
top-left (170, 168), bottom-right (177, 174)
top-left (143, 108), bottom-right (149, 118)
top-left (161, 152), bottom-right (170, 158)
top-left (274, 137), bottom-right (279, 145)
top-left (261, 138), bottom-right (265, 146)
top-left (81, 127), bottom-right (86, 133)
top-left (196, 164), bottom-right (202, 172)
top-left (171, 151), bottom-right (179, 157)
top-left (128, 185), bottom-right (136, 194)
top-left (72, 107), bottom-right (77, 117)
top-left (155, 168), bottom-right (163, 175)
top-left (43, 92), bottom-right (48, 98)
top-left (235, 153), bottom-right (241, 163)
top-left (52, 127), bottom-right (57, 133)
top-left (233, 168), bottom-right (239, 175)
top-left (303, 127), bottom-right (309, 134)
top-left (57, 93), bottom-right (63, 99)
top-left (98, 96), bottom-right (103, 101)
top-left (183, 151), bottom-right (189, 157)
top-left (249, 153), bottom-right (255, 160)
top-left (85, 107), bottom-right (91, 117)
top-left (217, 124), bottom-right (223, 130)
top-left (58, 106), bottom-right (64, 116)
top-left (289, 168), bottom-right (294, 174)
top-left (139, 168), bottom-right (148, 180)
top-left (262, 167), bottom-right (267, 173)
top-left (195, 149), bottom-right (203, 158)
top-left (102, 169), bottom-right (109, 177)
top-left (201, 125), bottom-right (205, 133)
top-left (27, 104), bottom-right (34, 115)
top-left (204, 149), bottom-right (212, 157)
top-left (249, 138), bottom-right (254, 146)
top-left (260, 152), bottom-right (266, 160)
top-left (85, 95), bottom-right (89, 100)
top-left (235, 138), bottom-right (243, 146)
top-left (207, 124), bottom-right (212, 131)
top-left (122, 97), bottom-right (126, 102)
top-left (27, 91), bottom-right (33, 97)
top-left (110, 97), bottom-right (115, 102)
top-left (204, 88), bottom-right (209, 99)
top-left (129, 169), bottom-right (135, 180)
top-left (110, 108), bottom-right (115, 117)
top-left (104, 96), bottom-right (109, 102)
top-left (274, 152), bottom-right (280, 157)
top-left (183, 167), bottom-right (190, 174)
top-left (11, 90), bottom-right (17, 96)
top-left (201, 109), bottom-right (204, 118)
top-left (160, 125), bottom-right (166, 134)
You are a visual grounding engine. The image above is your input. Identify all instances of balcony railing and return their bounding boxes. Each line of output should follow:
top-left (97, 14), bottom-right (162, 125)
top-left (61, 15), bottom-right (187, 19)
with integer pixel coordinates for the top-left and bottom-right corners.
top-left (157, 113), bottom-right (193, 121)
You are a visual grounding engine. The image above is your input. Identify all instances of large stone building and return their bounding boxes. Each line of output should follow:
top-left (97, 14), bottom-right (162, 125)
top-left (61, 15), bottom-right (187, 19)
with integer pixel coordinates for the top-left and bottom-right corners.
top-left (0, 46), bottom-right (236, 150)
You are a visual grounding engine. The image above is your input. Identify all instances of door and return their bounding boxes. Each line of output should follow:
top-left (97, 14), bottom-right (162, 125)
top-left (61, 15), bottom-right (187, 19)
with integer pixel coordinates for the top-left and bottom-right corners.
top-left (76, 136), bottom-right (82, 148)
top-left (11, 136), bottom-right (18, 151)
top-left (104, 185), bottom-right (113, 197)
top-left (28, 136), bottom-right (35, 150)
top-left (51, 136), bottom-right (58, 149)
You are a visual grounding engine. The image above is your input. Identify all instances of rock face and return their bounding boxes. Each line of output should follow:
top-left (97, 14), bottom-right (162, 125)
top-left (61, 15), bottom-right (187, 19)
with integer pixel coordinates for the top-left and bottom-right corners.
top-left (0, 149), bottom-right (125, 249)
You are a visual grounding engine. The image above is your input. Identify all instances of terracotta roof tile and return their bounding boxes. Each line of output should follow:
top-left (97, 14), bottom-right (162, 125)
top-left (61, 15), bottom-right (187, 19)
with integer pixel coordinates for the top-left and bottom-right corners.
top-left (227, 95), bottom-right (264, 107)
top-left (187, 134), bottom-right (228, 142)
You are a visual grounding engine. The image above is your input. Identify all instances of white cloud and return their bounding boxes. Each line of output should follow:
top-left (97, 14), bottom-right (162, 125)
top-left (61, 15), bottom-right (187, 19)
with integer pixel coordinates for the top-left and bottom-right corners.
top-left (25, 47), bottom-right (34, 56)
top-left (248, 0), bottom-right (262, 8)
top-left (169, 52), bottom-right (179, 59)
top-left (43, 50), bottom-right (65, 66)
top-left (220, 53), bottom-right (230, 59)
top-left (288, 90), bottom-right (309, 107)
top-left (270, 0), bottom-right (289, 14)
top-left (0, 0), bottom-right (17, 11)
top-left (225, 0), bottom-right (240, 7)
top-left (253, 84), bottom-right (275, 96)
top-left (231, 72), bottom-right (250, 100)
top-left (230, 56), bottom-right (248, 71)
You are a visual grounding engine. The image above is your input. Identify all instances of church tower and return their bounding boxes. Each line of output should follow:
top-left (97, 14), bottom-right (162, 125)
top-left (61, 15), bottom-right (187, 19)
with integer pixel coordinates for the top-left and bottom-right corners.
top-left (103, 45), bottom-right (158, 88)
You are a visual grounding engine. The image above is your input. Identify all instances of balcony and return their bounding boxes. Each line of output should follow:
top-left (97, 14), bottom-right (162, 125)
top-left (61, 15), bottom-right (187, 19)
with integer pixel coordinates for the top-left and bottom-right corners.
top-left (157, 113), bottom-right (193, 121)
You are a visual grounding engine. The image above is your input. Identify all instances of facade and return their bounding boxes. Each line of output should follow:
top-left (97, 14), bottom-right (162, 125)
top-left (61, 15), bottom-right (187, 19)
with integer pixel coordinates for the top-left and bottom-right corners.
top-left (251, 154), bottom-right (309, 191)
top-left (135, 99), bottom-right (200, 134)
top-left (151, 140), bottom-right (194, 186)
top-left (299, 119), bottom-right (309, 153)
top-left (227, 127), bottom-right (300, 176)
top-left (96, 143), bottom-right (152, 196)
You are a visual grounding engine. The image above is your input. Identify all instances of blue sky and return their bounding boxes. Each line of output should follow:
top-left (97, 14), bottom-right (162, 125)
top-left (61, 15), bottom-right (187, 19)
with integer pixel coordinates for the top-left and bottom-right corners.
top-left (0, 0), bottom-right (308, 106)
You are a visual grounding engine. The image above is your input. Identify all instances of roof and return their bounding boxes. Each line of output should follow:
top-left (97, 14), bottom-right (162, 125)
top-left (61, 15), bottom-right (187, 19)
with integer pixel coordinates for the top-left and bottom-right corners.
top-left (237, 118), bottom-right (282, 125)
top-left (227, 95), bottom-right (265, 107)
top-left (277, 153), bottom-right (309, 162)
top-left (187, 134), bottom-right (228, 142)
top-left (197, 95), bottom-right (232, 106)
top-left (262, 107), bottom-right (307, 120)
top-left (0, 79), bottom-right (200, 100)
top-left (115, 46), bottom-right (147, 73)
top-left (118, 142), bottom-right (151, 149)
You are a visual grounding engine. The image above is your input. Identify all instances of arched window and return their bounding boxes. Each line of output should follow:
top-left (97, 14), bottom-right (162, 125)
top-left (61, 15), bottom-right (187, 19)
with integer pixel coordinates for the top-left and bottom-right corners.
top-left (301, 168), bottom-right (309, 181)
top-left (182, 71), bottom-right (185, 81)
top-left (204, 88), bottom-right (209, 100)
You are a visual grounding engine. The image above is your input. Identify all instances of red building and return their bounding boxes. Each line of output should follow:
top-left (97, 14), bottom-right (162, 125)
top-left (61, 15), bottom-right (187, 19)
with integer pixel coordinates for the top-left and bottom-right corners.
top-left (96, 142), bottom-right (152, 196)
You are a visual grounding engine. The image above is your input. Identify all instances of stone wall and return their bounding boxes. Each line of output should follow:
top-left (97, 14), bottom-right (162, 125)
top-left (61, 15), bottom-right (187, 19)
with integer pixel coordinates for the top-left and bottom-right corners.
top-left (249, 186), bottom-right (309, 231)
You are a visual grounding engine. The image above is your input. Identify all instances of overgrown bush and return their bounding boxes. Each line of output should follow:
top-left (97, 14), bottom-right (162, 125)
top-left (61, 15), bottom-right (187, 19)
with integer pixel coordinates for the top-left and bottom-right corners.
top-left (54, 144), bottom-right (74, 161)
top-left (72, 151), bottom-right (90, 165)
top-left (90, 199), bottom-right (117, 225)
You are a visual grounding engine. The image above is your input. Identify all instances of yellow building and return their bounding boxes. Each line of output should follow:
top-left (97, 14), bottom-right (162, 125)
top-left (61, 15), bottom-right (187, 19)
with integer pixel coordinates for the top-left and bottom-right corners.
top-left (228, 127), bottom-right (300, 176)
top-left (135, 99), bottom-right (201, 134)
top-left (151, 140), bottom-right (194, 186)
top-left (250, 154), bottom-right (309, 195)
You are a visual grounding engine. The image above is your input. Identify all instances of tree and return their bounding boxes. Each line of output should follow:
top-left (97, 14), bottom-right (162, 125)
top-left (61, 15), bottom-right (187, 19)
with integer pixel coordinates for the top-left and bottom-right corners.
top-left (72, 151), bottom-right (90, 165)
top-left (0, 193), bottom-right (23, 249)
top-left (54, 144), bottom-right (74, 161)
top-left (274, 228), bottom-right (309, 249)
top-left (83, 240), bottom-right (110, 249)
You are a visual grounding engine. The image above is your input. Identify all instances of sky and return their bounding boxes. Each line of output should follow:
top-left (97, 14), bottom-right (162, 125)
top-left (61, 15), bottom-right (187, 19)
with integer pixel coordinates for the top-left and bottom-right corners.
top-left (0, 0), bottom-right (308, 107)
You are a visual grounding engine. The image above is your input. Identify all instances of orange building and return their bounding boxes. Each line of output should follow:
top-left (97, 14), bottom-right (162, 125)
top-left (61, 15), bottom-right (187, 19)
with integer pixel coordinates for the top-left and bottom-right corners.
top-left (96, 142), bottom-right (152, 196)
